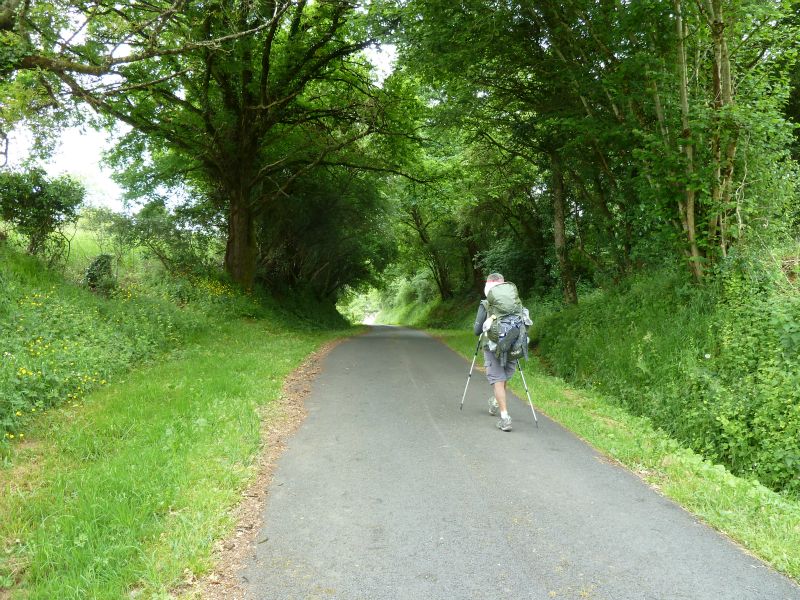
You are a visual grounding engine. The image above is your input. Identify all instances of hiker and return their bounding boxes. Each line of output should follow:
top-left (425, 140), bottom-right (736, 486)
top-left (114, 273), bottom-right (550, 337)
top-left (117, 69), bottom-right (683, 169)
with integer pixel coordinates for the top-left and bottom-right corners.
top-left (473, 272), bottom-right (529, 432)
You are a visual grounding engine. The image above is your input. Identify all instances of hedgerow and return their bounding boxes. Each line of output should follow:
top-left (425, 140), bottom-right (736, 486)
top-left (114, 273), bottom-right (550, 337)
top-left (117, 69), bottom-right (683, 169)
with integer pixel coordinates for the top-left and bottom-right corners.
top-left (533, 253), bottom-right (800, 496)
top-left (0, 244), bottom-right (267, 441)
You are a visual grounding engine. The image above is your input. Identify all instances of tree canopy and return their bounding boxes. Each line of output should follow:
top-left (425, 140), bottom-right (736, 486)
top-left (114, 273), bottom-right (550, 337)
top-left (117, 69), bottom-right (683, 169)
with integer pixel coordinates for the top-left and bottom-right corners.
top-left (1, 0), bottom-right (799, 300)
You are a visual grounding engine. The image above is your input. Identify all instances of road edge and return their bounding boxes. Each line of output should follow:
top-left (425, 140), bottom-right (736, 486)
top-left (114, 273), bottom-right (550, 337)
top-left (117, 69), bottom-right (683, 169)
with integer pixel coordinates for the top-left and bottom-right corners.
top-left (182, 337), bottom-right (347, 600)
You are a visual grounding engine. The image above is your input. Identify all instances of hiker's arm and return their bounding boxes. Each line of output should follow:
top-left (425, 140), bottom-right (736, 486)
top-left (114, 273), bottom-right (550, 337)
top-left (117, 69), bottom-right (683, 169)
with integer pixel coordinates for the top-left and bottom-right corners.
top-left (473, 301), bottom-right (487, 336)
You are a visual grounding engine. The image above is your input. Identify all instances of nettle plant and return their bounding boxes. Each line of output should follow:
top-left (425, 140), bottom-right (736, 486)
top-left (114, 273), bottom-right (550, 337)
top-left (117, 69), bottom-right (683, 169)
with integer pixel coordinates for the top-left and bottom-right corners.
top-left (703, 255), bottom-right (800, 495)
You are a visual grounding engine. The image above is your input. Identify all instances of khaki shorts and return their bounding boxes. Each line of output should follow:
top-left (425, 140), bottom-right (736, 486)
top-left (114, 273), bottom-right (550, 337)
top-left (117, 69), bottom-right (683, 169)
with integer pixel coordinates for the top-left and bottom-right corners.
top-left (483, 349), bottom-right (517, 385)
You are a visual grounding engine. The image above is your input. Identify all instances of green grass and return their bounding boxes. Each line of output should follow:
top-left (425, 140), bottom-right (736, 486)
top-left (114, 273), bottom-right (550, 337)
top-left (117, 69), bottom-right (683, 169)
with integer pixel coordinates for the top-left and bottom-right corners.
top-left (60, 223), bottom-right (153, 288)
top-left (432, 328), bottom-right (800, 584)
top-left (0, 244), bottom-right (204, 436)
top-left (533, 266), bottom-right (800, 496)
top-left (0, 317), bottom-right (346, 598)
top-left (0, 236), bottom-right (351, 597)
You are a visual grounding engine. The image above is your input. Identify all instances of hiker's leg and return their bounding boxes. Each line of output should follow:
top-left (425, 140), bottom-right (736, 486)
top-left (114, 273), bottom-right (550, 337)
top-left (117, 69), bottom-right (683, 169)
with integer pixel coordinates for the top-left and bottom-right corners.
top-left (485, 351), bottom-right (515, 415)
top-left (494, 360), bottom-right (517, 414)
top-left (493, 380), bottom-right (508, 413)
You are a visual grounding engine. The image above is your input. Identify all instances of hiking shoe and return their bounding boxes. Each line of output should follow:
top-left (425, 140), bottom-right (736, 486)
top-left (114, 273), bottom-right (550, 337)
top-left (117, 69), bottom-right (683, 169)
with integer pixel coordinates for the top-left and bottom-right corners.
top-left (488, 397), bottom-right (499, 416)
top-left (497, 416), bottom-right (512, 432)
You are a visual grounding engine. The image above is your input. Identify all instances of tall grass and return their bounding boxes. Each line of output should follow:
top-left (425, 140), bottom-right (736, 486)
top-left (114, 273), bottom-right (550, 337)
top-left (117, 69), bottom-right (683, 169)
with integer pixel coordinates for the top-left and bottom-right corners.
top-left (534, 262), bottom-right (800, 496)
top-left (533, 270), bottom-right (713, 420)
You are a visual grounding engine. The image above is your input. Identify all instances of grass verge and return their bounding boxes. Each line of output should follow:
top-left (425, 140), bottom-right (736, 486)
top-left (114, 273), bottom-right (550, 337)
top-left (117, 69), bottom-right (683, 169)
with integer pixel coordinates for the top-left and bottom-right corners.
top-left (0, 317), bottom-right (347, 599)
top-left (432, 328), bottom-right (800, 584)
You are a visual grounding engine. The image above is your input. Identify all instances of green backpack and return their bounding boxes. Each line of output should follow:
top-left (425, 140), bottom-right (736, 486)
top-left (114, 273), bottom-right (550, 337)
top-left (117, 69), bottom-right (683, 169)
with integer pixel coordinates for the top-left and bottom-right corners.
top-left (485, 282), bottom-right (528, 363)
top-left (486, 282), bottom-right (522, 323)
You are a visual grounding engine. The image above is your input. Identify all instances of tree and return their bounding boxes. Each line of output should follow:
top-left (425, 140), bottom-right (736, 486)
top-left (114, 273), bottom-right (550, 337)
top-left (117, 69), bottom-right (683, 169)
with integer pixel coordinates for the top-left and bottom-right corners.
top-left (393, 180), bottom-right (461, 300)
top-left (397, 0), bottom-right (799, 288)
top-left (1, 0), bottom-right (406, 288)
top-left (256, 166), bottom-right (397, 299)
top-left (0, 167), bottom-right (84, 256)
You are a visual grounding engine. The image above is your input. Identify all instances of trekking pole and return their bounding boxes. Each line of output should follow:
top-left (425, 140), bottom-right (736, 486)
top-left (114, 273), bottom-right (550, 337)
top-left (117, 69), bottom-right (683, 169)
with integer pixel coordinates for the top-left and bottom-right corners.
top-left (459, 335), bottom-right (483, 410)
top-left (518, 363), bottom-right (539, 428)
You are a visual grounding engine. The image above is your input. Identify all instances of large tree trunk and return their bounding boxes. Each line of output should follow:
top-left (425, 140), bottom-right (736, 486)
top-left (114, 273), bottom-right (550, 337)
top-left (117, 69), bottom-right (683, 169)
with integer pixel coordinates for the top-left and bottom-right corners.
top-left (224, 193), bottom-right (258, 290)
top-left (704, 0), bottom-right (738, 257)
top-left (429, 254), bottom-right (454, 300)
top-left (551, 151), bottom-right (578, 305)
top-left (674, 0), bottom-right (704, 282)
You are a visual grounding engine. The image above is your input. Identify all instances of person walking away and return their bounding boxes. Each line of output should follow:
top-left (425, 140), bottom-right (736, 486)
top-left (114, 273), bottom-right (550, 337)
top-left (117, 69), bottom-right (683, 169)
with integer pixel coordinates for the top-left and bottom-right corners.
top-left (473, 273), bottom-right (528, 432)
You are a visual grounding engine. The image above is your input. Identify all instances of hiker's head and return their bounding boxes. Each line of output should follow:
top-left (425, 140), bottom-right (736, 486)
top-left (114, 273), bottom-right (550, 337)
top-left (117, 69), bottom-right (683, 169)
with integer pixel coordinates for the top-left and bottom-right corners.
top-left (484, 273), bottom-right (504, 297)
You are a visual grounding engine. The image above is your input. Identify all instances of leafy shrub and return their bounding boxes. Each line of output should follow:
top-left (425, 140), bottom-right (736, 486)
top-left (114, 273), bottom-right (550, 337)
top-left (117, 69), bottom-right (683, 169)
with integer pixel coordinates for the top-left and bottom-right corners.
top-left (533, 257), bottom-right (800, 496)
top-left (79, 207), bottom-right (140, 264)
top-left (696, 252), bottom-right (800, 493)
top-left (476, 237), bottom-right (552, 297)
top-left (107, 200), bottom-right (224, 275)
top-left (83, 254), bottom-right (116, 294)
top-left (391, 271), bottom-right (438, 307)
top-left (0, 168), bottom-right (85, 258)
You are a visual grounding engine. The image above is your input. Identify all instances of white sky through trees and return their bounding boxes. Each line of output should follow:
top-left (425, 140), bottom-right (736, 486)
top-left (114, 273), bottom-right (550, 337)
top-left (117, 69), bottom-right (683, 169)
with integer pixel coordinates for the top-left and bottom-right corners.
top-left (7, 126), bottom-right (126, 212)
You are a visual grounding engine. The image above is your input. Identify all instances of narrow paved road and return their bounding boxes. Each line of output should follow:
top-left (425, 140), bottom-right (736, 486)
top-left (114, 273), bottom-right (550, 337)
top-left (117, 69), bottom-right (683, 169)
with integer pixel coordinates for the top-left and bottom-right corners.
top-left (241, 326), bottom-right (800, 600)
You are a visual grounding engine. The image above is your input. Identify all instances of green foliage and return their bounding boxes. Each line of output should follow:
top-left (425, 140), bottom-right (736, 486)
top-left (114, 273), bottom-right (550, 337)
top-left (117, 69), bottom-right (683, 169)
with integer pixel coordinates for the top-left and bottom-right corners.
top-left (257, 169), bottom-right (397, 300)
top-left (375, 270), bottom-right (481, 328)
top-left (476, 237), bottom-right (552, 298)
top-left (398, 271), bottom-right (439, 306)
top-left (107, 200), bottom-right (224, 276)
top-left (0, 168), bottom-right (85, 257)
top-left (0, 241), bottom-right (284, 439)
top-left (376, 271), bottom-right (439, 317)
top-left (787, 54), bottom-right (800, 162)
top-left (77, 207), bottom-right (140, 265)
top-left (82, 254), bottom-right (115, 294)
top-left (533, 256), bottom-right (800, 496)
top-left (698, 251), bottom-right (800, 493)
top-left (395, 0), bottom-right (800, 293)
top-left (337, 287), bottom-right (382, 324)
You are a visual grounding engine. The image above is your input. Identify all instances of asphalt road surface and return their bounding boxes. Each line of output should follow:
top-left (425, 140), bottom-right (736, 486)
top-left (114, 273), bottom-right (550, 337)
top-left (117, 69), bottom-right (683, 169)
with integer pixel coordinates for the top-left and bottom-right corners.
top-left (241, 326), bottom-right (800, 600)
